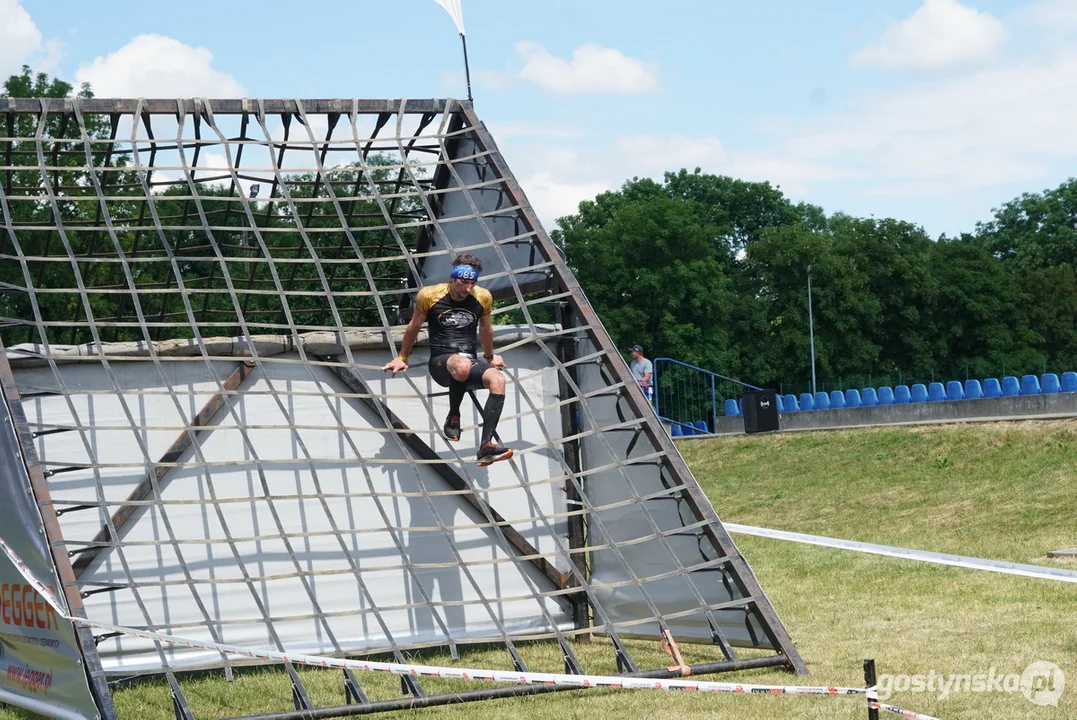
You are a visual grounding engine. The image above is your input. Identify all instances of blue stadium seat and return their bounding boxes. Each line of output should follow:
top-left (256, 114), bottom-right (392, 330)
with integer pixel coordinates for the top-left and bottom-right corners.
top-left (724, 398), bottom-right (739, 416)
top-left (814, 392), bottom-right (830, 410)
top-left (1020, 374), bottom-right (1041, 395)
top-left (911, 384), bottom-right (929, 403)
top-left (878, 386), bottom-right (895, 405)
top-left (829, 390), bottom-right (845, 409)
top-left (1062, 372), bottom-right (1077, 393)
top-left (964, 379), bottom-right (983, 400)
top-left (1041, 374), bottom-right (1061, 394)
top-left (1001, 376), bottom-right (1020, 397)
top-left (894, 385), bottom-right (911, 404)
top-left (784, 394), bottom-right (800, 412)
top-left (945, 381), bottom-right (964, 401)
top-left (861, 388), bottom-right (878, 407)
top-left (800, 393), bottom-right (815, 411)
top-left (928, 382), bottom-right (946, 402)
top-left (694, 420), bottom-right (709, 435)
top-left (983, 378), bottom-right (1002, 398)
top-left (845, 389), bottom-right (861, 408)
top-left (671, 423), bottom-right (683, 437)
top-left (776, 395), bottom-right (785, 412)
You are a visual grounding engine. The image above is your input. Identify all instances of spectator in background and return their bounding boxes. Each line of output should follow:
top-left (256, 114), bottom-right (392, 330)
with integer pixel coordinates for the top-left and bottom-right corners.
top-left (629, 344), bottom-right (653, 403)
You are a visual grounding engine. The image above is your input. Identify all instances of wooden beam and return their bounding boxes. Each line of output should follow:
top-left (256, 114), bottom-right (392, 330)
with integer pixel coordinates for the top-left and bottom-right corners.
top-left (325, 360), bottom-right (569, 594)
top-left (72, 361), bottom-right (255, 578)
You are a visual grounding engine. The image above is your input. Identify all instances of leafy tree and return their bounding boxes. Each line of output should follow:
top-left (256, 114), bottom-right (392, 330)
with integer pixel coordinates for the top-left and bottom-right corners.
top-left (556, 183), bottom-right (734, 370)
top-left (554, 172), bottom-right (811, 372)
top-left (2, 66), bottom-right (430, 345)
top-left (662, 168), bottom-right (807, 251)
top-left (1018, 263), bottom-right (1077, 372)
top-left (742, 222), bottom-right (883, 384)
top-left (828, 215), bottom-right (939, 378)
top-left (2, 66), bottom-right (112, 346)
top-left (928, 239), bottom-right (1039, 378)
top-left (974, 178), bottom-right (1077, 270)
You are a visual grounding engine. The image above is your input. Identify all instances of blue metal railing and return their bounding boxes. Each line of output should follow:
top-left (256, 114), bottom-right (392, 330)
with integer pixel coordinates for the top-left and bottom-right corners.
top-left (653, 358), bottom-right (761, 434)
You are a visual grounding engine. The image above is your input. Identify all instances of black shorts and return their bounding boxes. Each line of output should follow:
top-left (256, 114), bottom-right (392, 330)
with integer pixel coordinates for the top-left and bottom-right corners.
top-left (429, 353), bottom-right (493, 389)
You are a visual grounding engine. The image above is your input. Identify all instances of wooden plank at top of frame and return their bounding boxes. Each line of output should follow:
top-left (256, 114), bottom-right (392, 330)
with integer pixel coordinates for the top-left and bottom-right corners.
top-left (0, 98), bottom-right (466, 116)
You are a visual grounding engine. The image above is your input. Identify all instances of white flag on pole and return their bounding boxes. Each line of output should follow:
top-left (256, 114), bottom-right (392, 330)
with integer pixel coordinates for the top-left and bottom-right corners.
top-left (433, 0), bottom-right (466, 35)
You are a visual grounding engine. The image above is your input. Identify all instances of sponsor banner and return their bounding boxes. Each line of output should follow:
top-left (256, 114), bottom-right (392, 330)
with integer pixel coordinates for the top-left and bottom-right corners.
top-left (0, 395), bottom-right (100, 719)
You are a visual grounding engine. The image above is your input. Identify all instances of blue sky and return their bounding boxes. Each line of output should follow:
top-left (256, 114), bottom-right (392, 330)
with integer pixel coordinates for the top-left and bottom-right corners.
top-left (5, 0), bottom-right (1077, 237)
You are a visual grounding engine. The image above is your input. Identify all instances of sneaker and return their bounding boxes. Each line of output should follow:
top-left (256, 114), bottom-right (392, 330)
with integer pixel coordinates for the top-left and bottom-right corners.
top-left (476, 442), bottom-right (513, 466)
top-left (443, 414), bottom-right (461, 442)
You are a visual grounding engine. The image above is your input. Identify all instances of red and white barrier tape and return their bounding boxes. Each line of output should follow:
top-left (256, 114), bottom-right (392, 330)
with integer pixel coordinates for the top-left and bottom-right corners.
top-left (871, 699), bottom-right (940, 720)
top-left (0, 537), bottom-right (938, 716)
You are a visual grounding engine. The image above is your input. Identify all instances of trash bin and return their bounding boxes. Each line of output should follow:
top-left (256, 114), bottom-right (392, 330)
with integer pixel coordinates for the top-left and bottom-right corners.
top-left (742, 389), bottom-right (780, 434)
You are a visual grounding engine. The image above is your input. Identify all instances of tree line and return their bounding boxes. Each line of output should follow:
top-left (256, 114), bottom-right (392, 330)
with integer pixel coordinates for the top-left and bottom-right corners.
top-left (4, 65), bottom-right (1075, 390)
top-left (1, 66), bottom-right (419, 348)
top-left (554, 169), bottom-right (1077, 390)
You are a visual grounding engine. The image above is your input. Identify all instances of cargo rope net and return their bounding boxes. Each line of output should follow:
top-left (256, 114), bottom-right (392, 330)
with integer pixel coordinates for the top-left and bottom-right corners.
top-left (1, 96), bottom-right (805, 717)
top-left (0, 535), bottom-right (939, 720)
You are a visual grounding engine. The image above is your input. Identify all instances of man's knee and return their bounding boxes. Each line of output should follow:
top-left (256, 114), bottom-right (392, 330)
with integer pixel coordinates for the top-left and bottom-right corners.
top-left (483, 367), bottom-right (506, 393)
top-left (447, 355), bottom-right (472, 382)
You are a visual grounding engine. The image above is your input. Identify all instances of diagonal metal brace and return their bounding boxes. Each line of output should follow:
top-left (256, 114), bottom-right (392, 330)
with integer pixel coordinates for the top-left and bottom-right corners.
top-left (72, 361), bottom-right (255, 578)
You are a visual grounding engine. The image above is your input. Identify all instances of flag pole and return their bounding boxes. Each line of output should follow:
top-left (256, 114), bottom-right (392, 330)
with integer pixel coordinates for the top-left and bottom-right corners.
top-left (433, 1), bottom-right (471, 101)
top-left (460, 33), bottom-right (473, 101)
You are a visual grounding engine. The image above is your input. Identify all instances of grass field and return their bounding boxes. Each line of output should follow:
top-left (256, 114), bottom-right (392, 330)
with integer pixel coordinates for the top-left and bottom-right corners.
top-left (3, 420), bottom-right (1075, 719)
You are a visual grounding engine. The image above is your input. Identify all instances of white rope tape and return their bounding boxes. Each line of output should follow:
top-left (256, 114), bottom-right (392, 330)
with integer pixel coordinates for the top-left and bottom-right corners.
top-left (870, 699), bottom-right (941, 720)
top-left (0, 537), bottom-right (937, 717)
top-left (726, 523), bottom-right (1077, 584)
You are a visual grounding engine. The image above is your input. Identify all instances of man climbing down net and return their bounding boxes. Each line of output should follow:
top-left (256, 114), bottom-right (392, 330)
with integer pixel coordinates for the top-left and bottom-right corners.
top-left (382, 254), bottom-right (513, 466)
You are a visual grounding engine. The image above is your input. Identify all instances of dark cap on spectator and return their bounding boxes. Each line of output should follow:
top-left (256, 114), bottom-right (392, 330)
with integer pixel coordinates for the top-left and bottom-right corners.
top-left (629, 345), bottom-right (643, 353)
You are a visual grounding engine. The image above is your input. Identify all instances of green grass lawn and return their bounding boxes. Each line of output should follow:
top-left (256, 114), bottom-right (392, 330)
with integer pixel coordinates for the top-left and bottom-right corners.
top-left (3, 420), bottom-right (1075, 719)
top-left (680, 419), bottom-right (1077, 565)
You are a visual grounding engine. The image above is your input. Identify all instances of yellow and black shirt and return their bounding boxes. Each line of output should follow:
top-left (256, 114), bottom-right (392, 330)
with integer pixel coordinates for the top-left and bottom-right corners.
top-left (415, 283), bottom-right (493, 357)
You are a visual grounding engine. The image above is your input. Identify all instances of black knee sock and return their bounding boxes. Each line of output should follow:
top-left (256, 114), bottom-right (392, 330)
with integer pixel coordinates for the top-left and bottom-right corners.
top-left (448, 381), bottom-right (466, 417)
top-left (480, 393), bottom-right (505, 446)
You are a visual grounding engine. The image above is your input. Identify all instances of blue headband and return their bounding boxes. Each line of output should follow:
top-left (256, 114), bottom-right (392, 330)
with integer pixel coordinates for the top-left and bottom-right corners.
top-left (451, 264), bottom-right (480, 281)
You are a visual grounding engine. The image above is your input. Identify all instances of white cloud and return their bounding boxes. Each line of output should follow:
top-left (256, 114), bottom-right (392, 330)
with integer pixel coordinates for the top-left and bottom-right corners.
top-left (473, 68), bottom-right (516, 92)
top-left (0, 0), bottom-right (62, 79)
top-left (611, 134), bottom-right (727, 175)
top-left (499, 0), bottom-right (1077, 238)
top-left (445, 42), bottom-right (659, 96)
top-left (448, 42), bottom-right (658, 97)
top-left (515, 41), bottom-right (659, 95)
top-left (519, 172), bottom-right (611, 222)
top-left (1015, 0), bottom-right (1077, 30)
top-left (498, 132), bottom-right (735, 227)
top-left (792, 50), bottom-right (1077, 187)
top-left (75, 34), bottom-right (244, 97)
top-left (851, 0), bottom-right (1007, 70)
top-left (508, 40), bottom-right (659, 96)
top-left (506, 133), bottom-right (861, 228)
top-left (503, 38), bottom-right (1077, 234)
top-left (485, 121), bottom-right (585, 142)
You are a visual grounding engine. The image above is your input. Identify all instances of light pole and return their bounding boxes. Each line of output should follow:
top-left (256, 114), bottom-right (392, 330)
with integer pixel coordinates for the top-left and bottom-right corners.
top-left (807, 264), bottom-right (817, 397)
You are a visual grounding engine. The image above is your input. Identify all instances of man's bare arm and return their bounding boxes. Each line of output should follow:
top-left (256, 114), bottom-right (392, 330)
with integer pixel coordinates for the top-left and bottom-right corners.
top-left (479, 315), bottom-right (494, 357)
top-left (399, 310), bottom-right (427, 359)
top-left (479, 315), bottom-right (505, 368)
top-left (383, 310), bottom-right (427, 375)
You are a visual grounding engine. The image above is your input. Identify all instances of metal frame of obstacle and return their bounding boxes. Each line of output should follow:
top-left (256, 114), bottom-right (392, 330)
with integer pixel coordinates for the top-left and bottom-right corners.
top-left (0, 96), bottom-right (805, 719)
